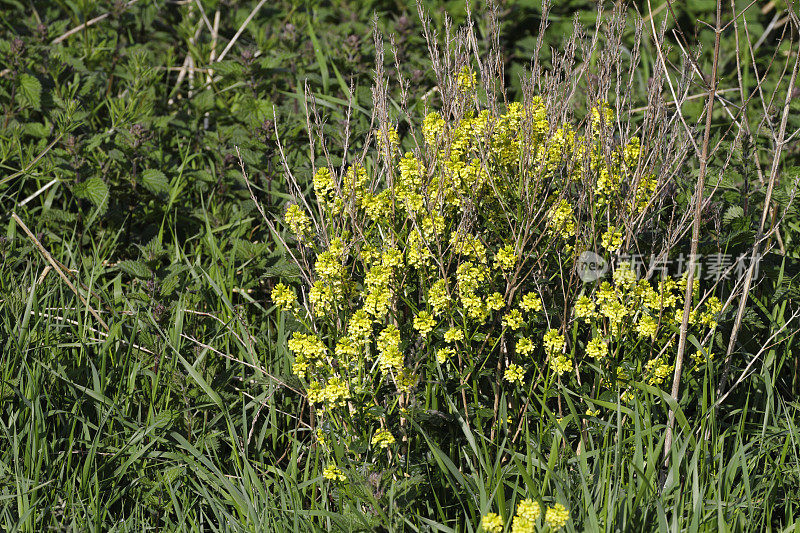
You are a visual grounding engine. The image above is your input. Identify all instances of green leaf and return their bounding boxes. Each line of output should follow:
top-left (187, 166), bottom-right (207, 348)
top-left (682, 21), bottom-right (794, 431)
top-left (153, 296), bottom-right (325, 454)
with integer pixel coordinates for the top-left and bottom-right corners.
top-left (118, 260), bottom-right (152, 279)
top-left (18, 74), bottom-right (42, 110)
top-left (723, 205), bottom-right (744, 225)
top-left (141, 168), bottom-right (169, 195)
top-left (74, 177), bottom-right (109, 213)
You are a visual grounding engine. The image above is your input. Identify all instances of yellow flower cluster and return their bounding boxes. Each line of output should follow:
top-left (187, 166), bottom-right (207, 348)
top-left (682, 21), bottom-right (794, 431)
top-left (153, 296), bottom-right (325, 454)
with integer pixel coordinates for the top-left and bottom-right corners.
top-left (544, 503), bottom-right (570, 531)
top-left (428, 279), bottom-right (451, 316)
top-left (644, 356), bottom-right (674, 386)
top-left (481, 512), bottom-right (503, 533)
top-left (586, 337), bottom-right (608, 359)
top-left (457, 66), bottom-right (477, 92)
top-left (543, 329), bottom-right (565, 356)
top-left (520, 292), bottom-right (543, 312)
top-left (547, 199), bottom-right (577, 240)
top-left (494, 244), bottom-right (517, 271)
top-left (322, 464), bottom-right (346, 482)
top-left (502, 309), bottom-right (525, 330)
top-left (271, 282), bottom-right (297, 311)
top-left (517, 337), bottom-right (535, 356)
top-left (511, 499), bottom-right (541, 533)
top-left (377, 325), bottom-right (403, 373)
top-left (504, 363), bottom-right (525, 385)
top-left (444, 327), bottom-right (464, 343)
top-left (288, 333), bottom-right (327, 378)
top-left (413, 311), bottom-right (437, 337)
top-left (371, 429), bottom-right (395, 449)
top-left (601, 225), bottom-right (623, 253)
top-left (307, 376), bottom-right (350, 409)
top-left (284, 204), bottom-right (312, 243)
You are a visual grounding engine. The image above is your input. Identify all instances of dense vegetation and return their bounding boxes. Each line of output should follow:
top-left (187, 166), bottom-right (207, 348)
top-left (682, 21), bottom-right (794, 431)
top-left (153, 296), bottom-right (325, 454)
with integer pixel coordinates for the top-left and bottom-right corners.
top-left (1, 0), bottom-right (799, 531)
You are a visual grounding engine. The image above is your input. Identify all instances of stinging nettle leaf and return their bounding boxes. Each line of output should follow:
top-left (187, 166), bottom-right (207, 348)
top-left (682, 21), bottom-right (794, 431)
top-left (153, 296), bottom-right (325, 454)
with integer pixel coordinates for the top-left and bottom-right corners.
top-left (141, 168), bottom-right (170, 195)
top-left (77, 177), bottom-right (109, 213)
top-left (118, 260), bottom-right (152, 279)
top-left (18, 74), bottom-right (42, 110)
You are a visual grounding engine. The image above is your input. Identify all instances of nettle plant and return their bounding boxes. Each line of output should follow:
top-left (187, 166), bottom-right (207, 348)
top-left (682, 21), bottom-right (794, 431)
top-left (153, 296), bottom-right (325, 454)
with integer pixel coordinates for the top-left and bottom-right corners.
top-left (267, 5), bottom-right (722, 522)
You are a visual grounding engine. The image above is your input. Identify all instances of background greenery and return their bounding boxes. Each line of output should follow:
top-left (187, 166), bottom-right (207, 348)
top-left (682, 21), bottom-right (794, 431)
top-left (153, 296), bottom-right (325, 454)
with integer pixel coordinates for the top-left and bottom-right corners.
top-left (1, 0), bottom-right (799, 530)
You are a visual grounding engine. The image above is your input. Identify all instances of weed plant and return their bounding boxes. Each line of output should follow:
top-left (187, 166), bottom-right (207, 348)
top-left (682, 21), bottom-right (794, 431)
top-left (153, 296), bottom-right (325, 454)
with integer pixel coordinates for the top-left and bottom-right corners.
top-left (0, 0), bottom-right (799, 531)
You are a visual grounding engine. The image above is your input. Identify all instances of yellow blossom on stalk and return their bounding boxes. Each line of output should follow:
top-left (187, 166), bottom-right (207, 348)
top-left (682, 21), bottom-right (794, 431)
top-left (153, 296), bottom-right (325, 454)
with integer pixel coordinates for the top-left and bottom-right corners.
top-left (494, 244), bottom-right (517, 271)
top-left (613, 261), bottom-right (637, 288)
top-left (436, 346), bottom-right (454, 364)
top-left (396, 367), bottom-right (417, 393)
top-left (271, 282), bottom-right (297, 311)
top-left (700, 296), bottom-right (723, 328)
top-left (377, 325), bottom-right (403, 373)
top-left (504, 363), bottom-right (525, 385)
top-left (318, 376), bottom-right (350, 408)
top-left (423, 111), bottom-right (445, 146)
top-left (481, 512), bottom-right (503, 533)
top-left (313, 166), bottom-right (336, 204)
top-left (543, 329), bottom-right (565, 356)
top-left (347, 309), bottom-right (373, 343)
top-left (693, 349), bottom-right (714, 366)
top-left (544, 503), bottom-right (570, 531)
top-left (444, 327), bottom-right (465, 343)
top-left (547, 198), bottom-right (577, 240)
top-left (636, 314), bottom-right (658, 339)
top-left (371, 429), bottom-right (395, 449)
top-left (284, 204), bottom-right (312, 243)
top-left (323, 464), bottom-right (346, 482)
top-left (586, 337), bottom-right (608, 359)
top-left (428, 279), bottom-right (451, 316)
top-left (511, 498), bottom-right (541, 533)
top-left (591, 101), bottom-right (614, 132)
top-left (601, 226), bottom-right (623, 253)
top-left (645, 357), bottom-right (674, 385)
top-left (633, 173), bottom-right (658, 213)
top-left (550, 354), bottom-right (572, 376)
top-left (376, 127), bottom-right (400, 156)
top-left (457, 66), bottom-right (477, 92)
top-left (413, 311), bottom-right (437, 337)
top-left (520, 292), bottom-right (543, 313)
top-left (451, 232), bottom-right (487, 263)
top-left (486, 292), bottom-right (505, 311)
top-left (574, 295), bottom-right (596, 323)
top-left (502, 309), bottom-right (525, 330)
top-left (517, 337), bottom-right (535, 356)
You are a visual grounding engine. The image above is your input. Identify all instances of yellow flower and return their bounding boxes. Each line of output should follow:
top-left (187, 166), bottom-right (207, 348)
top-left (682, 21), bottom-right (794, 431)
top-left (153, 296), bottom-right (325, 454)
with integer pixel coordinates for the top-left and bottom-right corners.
top-left (271, 282), bottom-right (297, 311)
top-left (481, 512), bottom-right (503, 533)
top-left (371, 429), bottom-right (395, 449)
top-left (586, 337), bottom-right (608, 359)
top-left (284, 204), bottom-right (312, 242)
top-left (486, 292), bottom-right (505, 311)
top-left (323, 464), bottom-right (346, 482)
top-left (543, 329), bottom-right (565, 356)
top-left (413, 311), bottom-right (437, 337)
top-left (520, 292), bottom-right (543, 312)
top-left (601, 226), bottom-right (623, 253)
top-left (517, 337), bottom-right (535, 356)
top-left (511, 498), bottom-right (540, 533)
top-left (504, 363), bottom-right (525, 385)
top-left (457, 66), bottom-right (477, 92)
top-left (494, 244), bottom-right (517, 271)
top-left (544, 503), bottom-right (569, 531)
top-left (502, 309), bottom-right (525, 330)
top-left (636, 314), bottom-right (658, 339)
top-left (436, 346), bottom-right (454, 364)
top-left (444, 327), bottom-right (465, 343)
top-left (574, 295), bottom-right (596, 323)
